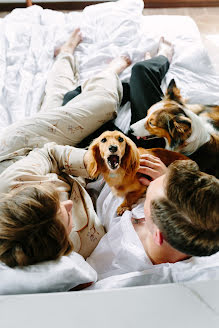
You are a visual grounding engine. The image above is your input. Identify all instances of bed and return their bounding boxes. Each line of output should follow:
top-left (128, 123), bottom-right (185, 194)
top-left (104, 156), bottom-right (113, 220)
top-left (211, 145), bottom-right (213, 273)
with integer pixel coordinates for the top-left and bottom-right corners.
top-left (0, 0), bottom-right (219, 300)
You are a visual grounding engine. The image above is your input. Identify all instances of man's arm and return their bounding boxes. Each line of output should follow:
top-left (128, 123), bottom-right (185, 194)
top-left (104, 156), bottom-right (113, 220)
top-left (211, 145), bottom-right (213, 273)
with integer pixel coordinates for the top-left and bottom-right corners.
top-left (0, 142), bottom-right (89, 193)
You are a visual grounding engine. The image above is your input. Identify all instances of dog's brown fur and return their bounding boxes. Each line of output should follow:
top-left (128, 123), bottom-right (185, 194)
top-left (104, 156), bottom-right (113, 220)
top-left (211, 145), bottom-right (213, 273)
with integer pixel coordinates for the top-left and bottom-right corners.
top-left (86, 131), bottom-right (188, 215)
top-left (130, 79), bottom-right (219, 178)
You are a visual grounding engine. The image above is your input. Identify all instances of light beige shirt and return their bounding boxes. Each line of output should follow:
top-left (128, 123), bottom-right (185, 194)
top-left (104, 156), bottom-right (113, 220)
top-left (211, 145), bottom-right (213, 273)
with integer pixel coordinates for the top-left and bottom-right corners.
top-left (0, 142), bottom-right (105, 258)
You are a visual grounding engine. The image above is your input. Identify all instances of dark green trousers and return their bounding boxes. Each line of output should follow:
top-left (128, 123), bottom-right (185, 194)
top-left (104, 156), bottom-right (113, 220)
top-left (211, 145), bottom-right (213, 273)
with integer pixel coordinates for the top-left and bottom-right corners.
top-left (62, 55), bottom-right (169, 148)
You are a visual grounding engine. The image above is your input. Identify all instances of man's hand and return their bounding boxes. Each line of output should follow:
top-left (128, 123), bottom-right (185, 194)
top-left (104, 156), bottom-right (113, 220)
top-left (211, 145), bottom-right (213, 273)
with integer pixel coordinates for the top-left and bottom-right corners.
top-left (138, 154), bottom-right (167, 186)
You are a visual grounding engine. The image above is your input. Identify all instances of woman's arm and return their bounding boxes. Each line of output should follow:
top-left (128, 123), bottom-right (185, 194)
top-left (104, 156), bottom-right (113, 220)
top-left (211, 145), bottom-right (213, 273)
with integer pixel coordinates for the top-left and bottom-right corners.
top-left (0, 142), bottom-right (89, 193)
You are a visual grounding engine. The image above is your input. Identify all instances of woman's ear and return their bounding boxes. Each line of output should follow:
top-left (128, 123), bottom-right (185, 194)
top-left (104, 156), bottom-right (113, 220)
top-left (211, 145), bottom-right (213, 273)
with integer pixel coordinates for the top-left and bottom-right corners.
top-left (13, 244), bottom-right (29, 266)
top-left (121, 137), bottom-right (140, 175)
top-left (86, 142), bottom-right (102, 179)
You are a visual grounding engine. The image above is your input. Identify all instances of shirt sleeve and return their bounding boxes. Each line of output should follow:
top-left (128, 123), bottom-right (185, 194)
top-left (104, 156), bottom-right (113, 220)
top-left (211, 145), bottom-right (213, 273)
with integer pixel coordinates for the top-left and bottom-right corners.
top-left (0, 142), bottom-right (89, 194)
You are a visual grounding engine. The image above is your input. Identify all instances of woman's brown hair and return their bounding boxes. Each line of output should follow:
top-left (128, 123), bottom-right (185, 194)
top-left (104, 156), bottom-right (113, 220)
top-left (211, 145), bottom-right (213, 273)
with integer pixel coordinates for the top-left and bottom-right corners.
top-left (151, 160), bottom-right (219, 256)
top-left (0, 183), bottom-right (73, 267)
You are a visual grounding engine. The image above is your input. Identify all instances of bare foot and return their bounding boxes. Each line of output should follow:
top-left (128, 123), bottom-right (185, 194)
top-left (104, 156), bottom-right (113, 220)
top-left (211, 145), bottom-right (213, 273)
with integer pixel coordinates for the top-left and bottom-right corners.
top-left (156, 37), bottom-right (174, 63)
top-left (106, 55), bottom-right (132, 75)
top-left (144, 51), bottom-right (152, 60)
top-left (54, 28), bottom-right (82, 57)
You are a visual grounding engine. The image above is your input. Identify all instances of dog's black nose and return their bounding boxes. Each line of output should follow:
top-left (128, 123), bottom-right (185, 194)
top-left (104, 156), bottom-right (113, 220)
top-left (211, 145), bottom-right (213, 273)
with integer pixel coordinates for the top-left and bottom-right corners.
top-left (109, 145), bottom-right (118, 153)
top-left (129, 127), bottom-right (134, 134)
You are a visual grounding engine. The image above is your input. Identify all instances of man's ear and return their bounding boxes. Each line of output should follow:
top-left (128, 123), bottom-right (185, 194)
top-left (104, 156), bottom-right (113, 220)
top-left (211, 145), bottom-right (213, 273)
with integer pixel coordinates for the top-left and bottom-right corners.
top-left (153, 229), bottom-right (163, 246)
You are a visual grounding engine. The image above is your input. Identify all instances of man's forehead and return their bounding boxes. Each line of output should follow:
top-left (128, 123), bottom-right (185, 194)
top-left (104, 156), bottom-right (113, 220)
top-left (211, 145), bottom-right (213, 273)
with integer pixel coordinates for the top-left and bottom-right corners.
top-left (147, 174), bottom-right (166, 201)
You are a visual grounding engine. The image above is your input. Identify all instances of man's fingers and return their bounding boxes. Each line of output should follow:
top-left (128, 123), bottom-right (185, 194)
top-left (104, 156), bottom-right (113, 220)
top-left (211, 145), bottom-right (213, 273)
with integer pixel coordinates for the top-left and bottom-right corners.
top-left (138, 177), bottom-right (151, 186)
top-left (138, 166), bottom-right (157, 179)
top-left (140, 154), bottom-right (161, 163)
top-left (138, 154), bottom-right (167, 180)
top-left (140, 159), bottom-right (160, 169)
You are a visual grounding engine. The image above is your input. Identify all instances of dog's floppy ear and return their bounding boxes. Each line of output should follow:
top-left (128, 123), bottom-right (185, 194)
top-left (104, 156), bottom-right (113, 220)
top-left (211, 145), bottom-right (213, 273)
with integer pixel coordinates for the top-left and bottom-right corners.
top-left (121, 136), bottom-right (140, 175)
top-left (165, 79), bottom-right (184, 105)
top-left (167, 115), bottom-right (192, 149)
top-left (86, 141), bottom-right (103, 179)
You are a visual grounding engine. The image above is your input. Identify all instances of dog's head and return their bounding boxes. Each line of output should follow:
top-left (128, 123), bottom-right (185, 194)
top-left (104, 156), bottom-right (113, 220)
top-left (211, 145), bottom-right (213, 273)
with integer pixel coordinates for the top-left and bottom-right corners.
top-left (130, 79), bottom-right (192, 151)
top-left (86, 131), bottom-right (140, 179)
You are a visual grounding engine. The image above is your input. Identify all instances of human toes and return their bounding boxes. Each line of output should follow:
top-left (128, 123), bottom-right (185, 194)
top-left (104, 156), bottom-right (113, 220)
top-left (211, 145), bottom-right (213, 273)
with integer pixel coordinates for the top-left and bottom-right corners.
top-left (121, 55), bottom-right (132, 67)
top-left (69, 28), bottom-right (83, 45)
top-left (157, 37), bottom-right (174, 62)
top-left (144, 52), bottom-right (152, 60)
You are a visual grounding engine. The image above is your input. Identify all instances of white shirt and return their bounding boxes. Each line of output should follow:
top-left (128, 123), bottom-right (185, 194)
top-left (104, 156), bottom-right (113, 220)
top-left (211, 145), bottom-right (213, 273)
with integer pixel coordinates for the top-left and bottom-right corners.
top-left (87, 183), bottom-right (152, 280)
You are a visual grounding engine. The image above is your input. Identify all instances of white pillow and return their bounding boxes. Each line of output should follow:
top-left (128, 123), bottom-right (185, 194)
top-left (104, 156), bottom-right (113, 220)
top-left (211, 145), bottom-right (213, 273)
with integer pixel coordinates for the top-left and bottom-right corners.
top-left (0, 252), bottom-right (97, 295)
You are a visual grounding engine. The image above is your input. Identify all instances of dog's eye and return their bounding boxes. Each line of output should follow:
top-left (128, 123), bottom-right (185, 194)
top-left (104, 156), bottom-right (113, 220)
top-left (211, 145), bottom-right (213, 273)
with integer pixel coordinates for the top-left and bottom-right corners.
top-left (118, 137), bottom-right (124, 143)
top-left (101, 138), bottom-right (107, 143)
top-left (149, 121), bottom-right (155, 127)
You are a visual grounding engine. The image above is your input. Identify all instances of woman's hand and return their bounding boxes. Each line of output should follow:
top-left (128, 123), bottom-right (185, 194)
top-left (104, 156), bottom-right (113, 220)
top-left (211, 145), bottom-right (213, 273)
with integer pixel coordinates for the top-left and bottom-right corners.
top-left (138, 154), bottom-right (167, 186)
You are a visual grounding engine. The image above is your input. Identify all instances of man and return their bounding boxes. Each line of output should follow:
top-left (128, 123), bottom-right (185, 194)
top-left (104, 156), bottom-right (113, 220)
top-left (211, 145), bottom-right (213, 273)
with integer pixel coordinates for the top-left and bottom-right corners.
top-left (138, 158), bottom-right (219, 264)
top-left (87, 158), bottom-right (219, 279)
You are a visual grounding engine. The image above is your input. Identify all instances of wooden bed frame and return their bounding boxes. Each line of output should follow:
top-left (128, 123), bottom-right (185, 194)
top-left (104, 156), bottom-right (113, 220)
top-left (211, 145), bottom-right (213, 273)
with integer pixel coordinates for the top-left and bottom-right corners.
top-left (0, 0), bottom-right (219, 12)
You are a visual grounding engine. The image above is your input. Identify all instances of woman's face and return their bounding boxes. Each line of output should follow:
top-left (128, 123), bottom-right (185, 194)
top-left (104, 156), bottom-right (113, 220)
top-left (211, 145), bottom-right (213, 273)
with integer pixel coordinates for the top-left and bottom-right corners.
top-left (58, 200), bottom-right (73, 234)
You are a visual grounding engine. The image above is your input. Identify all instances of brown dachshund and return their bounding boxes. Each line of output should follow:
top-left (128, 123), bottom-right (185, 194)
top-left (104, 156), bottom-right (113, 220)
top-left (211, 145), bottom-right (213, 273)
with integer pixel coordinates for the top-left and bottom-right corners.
top-left (86, 131), bottom-right (188, 215)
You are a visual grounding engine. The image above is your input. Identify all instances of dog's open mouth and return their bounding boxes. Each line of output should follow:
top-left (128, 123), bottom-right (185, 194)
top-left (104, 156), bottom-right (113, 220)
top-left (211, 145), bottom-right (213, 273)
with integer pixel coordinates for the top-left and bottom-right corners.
top-left (107, 155), bottom-right (120, 170)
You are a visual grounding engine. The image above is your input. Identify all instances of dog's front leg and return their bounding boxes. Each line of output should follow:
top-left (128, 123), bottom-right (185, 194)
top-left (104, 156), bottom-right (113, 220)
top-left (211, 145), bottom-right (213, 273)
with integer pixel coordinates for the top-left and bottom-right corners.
top-left (117, 188), bottom-right (146, 216)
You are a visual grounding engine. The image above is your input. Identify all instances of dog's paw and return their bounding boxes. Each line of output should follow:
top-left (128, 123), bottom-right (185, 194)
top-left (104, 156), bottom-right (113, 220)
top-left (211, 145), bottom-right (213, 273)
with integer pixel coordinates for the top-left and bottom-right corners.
top-left (117, 205), bottom-right (131, 216)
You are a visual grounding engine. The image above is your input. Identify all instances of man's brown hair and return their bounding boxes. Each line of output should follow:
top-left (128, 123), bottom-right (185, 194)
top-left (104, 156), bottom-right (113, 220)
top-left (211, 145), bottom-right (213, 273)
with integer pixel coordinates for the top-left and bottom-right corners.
top-left (151, 160), bottom-right (219, 256)
top-left (0, 183), bottom-right (73, 267)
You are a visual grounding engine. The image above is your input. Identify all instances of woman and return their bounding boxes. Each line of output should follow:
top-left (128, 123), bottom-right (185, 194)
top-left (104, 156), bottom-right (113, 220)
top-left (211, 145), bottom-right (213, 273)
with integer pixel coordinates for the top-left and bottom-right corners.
top-left (0, 28), bottom-right (131, 267)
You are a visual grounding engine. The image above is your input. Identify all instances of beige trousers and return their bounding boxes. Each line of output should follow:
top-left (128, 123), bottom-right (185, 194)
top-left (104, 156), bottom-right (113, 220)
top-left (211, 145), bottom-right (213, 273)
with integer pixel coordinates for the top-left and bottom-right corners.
top-left (0, 53), bottom-right (123, 172)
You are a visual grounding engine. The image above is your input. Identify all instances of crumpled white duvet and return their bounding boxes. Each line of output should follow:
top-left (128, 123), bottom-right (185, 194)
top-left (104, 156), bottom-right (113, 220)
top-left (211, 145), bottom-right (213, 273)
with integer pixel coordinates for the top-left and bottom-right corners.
top-left (0, 0), bottom-right (219, 293)
top-left (1, 0), bottom-right (219, 130)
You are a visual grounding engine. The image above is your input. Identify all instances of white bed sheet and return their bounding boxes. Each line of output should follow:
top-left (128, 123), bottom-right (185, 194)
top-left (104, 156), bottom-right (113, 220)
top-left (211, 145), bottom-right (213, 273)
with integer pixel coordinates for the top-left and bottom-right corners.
top-left (0, 0), bottom-right (219, 292)
top-left (86, 251), bottom-right (219, 290)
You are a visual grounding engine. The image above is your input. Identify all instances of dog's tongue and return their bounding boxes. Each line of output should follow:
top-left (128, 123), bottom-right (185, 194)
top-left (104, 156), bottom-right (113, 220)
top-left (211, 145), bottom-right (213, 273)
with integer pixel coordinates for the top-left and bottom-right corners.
top-left (108, 155), bottom-right (119, 169)
top-left (110, 155), bottom-right (118, 164)
top-left (137, 136), bottom-right (146, 140)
